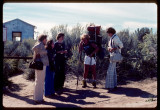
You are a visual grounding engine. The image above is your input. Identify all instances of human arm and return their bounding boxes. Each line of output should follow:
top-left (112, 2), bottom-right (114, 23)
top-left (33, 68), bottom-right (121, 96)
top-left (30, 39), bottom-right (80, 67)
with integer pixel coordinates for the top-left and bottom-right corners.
top-left (47, 49), bottom-right (55, 71)
top-left (78, 41), bottom-right (83, 53)
top-left (109, 36), bottom-right (123, 53)
top-left (89, 43), bottom-right (99, 57)
top-left (57, 50), bottom-right (67, 54)
top-left (32, 42), bottom-right (47, 56)
top-left (55, 43), bottom-right (68, 54)
top-left (108, 47), bottom-right (118, 53)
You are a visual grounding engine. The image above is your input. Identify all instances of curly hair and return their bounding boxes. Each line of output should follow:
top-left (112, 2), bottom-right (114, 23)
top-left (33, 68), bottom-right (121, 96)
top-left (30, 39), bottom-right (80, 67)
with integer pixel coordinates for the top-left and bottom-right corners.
top-left (45, 39), bottom-right (54, 50)
top-left (56, 33), bottom-right (65, 40)
top-left (106, 27), bottom-right (116, 34)
top-left (80, 34), bottom-right (90, 41)
top-left (38, 34), bottom-right (47, 42)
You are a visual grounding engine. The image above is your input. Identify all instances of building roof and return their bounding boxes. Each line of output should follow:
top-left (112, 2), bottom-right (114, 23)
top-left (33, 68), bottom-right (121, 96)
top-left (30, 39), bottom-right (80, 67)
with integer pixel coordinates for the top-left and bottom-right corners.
top-left (3, 18), bottom-right (36, 28)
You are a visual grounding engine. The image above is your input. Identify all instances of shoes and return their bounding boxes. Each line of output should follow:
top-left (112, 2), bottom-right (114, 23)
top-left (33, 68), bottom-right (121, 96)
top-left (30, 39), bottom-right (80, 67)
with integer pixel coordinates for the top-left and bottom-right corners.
top-left (34, 99), bottom-right (44, 104)
top-left (56, 91), bottom-right (63, 95)
top-left (92, 81), bottom-right (97, 88)
top-left (108, 88), bottom-right (114, 92)
top-left (52, 93), bottom-right (56, 96)
top-left (82, 80), bottom-right (87, 88)
top-left (55, 89), bottom-right (63, 95)
top-left (45, 93), bottom-right (55, 98)
top-left (107, 87), bottom-right (117, 93)
top-left (45, 95), bottom-right (51, 98)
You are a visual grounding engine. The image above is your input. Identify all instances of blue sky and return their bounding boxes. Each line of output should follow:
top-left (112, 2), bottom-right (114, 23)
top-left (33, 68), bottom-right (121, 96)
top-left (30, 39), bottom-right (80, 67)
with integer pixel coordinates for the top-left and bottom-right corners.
top-left (3, 3), bottom-right (157, 35)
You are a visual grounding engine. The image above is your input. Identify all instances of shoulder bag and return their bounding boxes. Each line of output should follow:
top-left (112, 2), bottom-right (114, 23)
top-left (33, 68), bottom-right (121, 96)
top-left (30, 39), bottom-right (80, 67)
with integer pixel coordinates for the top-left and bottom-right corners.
top-left (29, 53), bottom-right (43, 70)
top-left (109, 35), bottom-right (123, 62)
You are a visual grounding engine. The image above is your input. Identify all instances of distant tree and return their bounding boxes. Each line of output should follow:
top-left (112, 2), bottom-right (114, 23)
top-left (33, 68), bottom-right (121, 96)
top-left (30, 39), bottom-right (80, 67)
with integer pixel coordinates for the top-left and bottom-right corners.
top-left (117, 29), bottom-right (132, 57)
top-left (70, 23), bottom-right (85, 45)
top-left (135, 27), bottom-right (150, 42)
top-left (50, 24), bottom-right (69, 41)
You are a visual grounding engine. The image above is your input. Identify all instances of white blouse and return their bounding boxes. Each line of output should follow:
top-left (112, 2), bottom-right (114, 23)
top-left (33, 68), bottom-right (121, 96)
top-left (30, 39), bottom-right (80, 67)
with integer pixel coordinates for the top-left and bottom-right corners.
top-left (108, 34), bottom-right (123, 54)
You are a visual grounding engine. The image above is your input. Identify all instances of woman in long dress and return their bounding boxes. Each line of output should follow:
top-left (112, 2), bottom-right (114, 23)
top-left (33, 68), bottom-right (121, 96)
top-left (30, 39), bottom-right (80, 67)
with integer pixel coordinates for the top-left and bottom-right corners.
top-left (105, 27), bottom-right (123, 92)
top-left (44, 40), bottom-right (56, 97)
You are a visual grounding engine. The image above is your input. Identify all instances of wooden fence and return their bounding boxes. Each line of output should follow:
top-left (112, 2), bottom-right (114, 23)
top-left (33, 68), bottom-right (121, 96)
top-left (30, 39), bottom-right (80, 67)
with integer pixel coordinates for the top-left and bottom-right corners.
top-left (3, 57), bottom-right (32, 59)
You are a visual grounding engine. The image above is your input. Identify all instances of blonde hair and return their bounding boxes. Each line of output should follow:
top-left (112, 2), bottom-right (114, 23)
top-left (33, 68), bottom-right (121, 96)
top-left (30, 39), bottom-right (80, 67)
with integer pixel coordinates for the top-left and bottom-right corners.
top-left (80, 34), bottom-right (90, 41)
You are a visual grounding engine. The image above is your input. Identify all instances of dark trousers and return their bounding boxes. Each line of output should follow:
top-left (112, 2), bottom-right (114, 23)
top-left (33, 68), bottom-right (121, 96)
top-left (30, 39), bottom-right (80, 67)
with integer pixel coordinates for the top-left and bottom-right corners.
top-left (54, 57), bottom-right (65, 91)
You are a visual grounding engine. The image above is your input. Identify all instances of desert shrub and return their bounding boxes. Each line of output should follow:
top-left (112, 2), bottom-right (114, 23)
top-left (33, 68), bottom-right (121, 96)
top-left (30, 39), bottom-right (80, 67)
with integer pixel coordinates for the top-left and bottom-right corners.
top-left (64, 26), bottom-right (157, 80)
top-left (4, 41), bottom-right (19, 56)
top-left (3, 24), bottom-right (157, 86)
top-left (135, 27), bottom-right (150, 42)
top-left (3, 59), bottom-right (24, 87)
top-left (3, 39), bottom-right (36, 86)
top-left (3, 59), bottom-right (23, 76)
top-left (23, 68), bottom-right (35, 81)
top-left (4, 38), bottom-right (36, 57)
top-left (3, 59), bottom-right (13, 86)
top-left (66, 45), bottom-right (84, 76)
top-left (117, 29), bottom-right (157, 79)
top-left (96, 57), bottom-right (109, 79)
top-left (132, 32), bottom-right (157, 78)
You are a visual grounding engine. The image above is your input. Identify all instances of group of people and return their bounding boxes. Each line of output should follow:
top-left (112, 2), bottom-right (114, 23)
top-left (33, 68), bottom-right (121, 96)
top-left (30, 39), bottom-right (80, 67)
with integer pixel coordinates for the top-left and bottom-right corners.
top-left (79, 27), bottom-right (123, 90)
top-left (32, 27), bottom-right (123, 104)
top-left (32, 33), bottom-right (67, 103)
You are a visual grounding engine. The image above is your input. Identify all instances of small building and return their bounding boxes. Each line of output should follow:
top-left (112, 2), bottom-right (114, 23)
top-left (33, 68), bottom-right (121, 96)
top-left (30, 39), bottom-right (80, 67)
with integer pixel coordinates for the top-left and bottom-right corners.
top-left (3, 18), bottom-right (36, 41)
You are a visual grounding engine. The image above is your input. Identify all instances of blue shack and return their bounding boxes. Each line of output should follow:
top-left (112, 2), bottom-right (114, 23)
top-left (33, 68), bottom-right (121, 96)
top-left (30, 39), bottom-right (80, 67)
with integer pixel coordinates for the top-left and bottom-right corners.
top-left (3, 18), bottom-right (36, 41)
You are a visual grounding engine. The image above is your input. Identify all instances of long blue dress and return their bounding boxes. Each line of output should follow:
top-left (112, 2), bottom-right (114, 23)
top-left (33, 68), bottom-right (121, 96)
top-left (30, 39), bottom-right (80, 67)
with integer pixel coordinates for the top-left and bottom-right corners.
top-left (44, 49), bottom-right (55, 96)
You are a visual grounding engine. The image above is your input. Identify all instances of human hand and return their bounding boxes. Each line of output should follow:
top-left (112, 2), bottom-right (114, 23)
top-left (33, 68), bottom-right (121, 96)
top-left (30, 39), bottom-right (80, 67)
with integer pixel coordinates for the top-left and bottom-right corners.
top-left (64, 50), bottom-right (68, 53)
top-left (110, 48), bottom-right (114, 53)
top-left (108, 48), bottom-right (112, 52)
top-left (109, 48), bottom-right (116, 53)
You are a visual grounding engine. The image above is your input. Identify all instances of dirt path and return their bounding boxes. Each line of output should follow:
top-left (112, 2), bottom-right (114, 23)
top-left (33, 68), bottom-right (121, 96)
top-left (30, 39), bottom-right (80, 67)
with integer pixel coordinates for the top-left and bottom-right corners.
top-left (3, 73), bottom-right (157, 108)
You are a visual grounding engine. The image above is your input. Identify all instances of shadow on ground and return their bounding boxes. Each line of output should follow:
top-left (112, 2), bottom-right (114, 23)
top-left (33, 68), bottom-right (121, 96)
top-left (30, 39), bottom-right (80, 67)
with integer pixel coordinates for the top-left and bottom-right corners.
top-left (3, 83), bottom-right (26, 94)
top-left (3, 92), bottom-right (80, 108)
top-left (3, 87), bottom-right (110, 107)
top-left (46, 88), bottom-right (110, 105)
top-left (108, 87), bottom-right (157, 98)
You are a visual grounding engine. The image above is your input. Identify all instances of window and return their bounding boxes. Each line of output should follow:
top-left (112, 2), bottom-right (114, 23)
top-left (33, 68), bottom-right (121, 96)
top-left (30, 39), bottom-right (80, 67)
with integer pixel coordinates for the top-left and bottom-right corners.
top-left (12, 32), bottom-right (22, 41)
top-left (3, 28), bottom-right (7, 42)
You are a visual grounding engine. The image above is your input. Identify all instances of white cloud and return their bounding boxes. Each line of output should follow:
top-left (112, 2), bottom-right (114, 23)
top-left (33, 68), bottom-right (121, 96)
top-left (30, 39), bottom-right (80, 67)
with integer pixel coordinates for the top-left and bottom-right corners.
top-left (123, 21), bottom-right (157, 29)
top-left (34, 22), bottom-right (58, 33)
top-left (49, 3), bottom-right (126, 16)
top-left (45, 3), bottom-right (157, 20)
top-left (3, 3), bottom-right (157, 34)
top-left (16, 18), bottom-right (58, 33)
top-left (104, 23), bottom-right (114, 28)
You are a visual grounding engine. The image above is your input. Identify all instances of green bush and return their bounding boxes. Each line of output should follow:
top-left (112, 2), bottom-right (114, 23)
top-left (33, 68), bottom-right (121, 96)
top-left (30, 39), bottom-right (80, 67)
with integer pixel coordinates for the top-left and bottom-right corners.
top-left (3, 26), bottom-right (157, 87)
top-left (116, 29), bottom-right (157, 79)
top-left (23, 68), bottom-right (35, 81)
top-left (66, 45), bottom-right (84, 75)
top-left (62, 27), bottom-right (157, 80)
top-left (3, 39), bottom-right (36, 86)
top-left (3, 59), bottom-right (13, 87)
